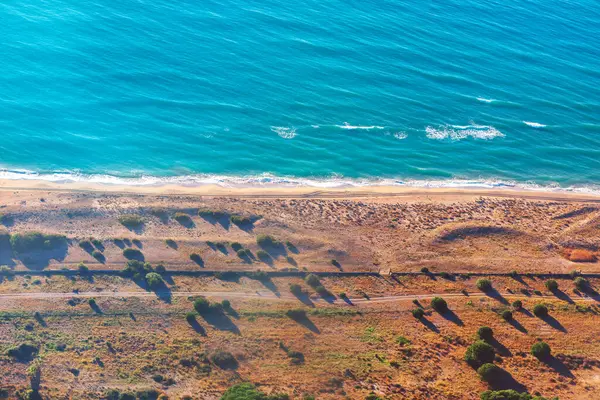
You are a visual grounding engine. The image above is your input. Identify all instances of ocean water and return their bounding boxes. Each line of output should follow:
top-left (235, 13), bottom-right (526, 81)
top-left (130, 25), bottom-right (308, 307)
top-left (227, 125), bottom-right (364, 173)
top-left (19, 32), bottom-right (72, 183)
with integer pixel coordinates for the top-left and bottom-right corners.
top-left (1, 0), bottom-right (600, 190)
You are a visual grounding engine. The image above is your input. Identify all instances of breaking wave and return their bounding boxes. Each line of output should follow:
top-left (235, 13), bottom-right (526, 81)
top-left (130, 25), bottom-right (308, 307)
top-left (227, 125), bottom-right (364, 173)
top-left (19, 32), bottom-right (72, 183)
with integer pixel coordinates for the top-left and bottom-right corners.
top-left (425, 124), bottom-right (504, 140)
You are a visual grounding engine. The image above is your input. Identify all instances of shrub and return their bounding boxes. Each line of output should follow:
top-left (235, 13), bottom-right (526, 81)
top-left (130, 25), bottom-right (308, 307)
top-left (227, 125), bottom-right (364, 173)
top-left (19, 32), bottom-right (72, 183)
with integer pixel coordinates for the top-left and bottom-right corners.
top-left (118, 214), bottom-right (144, 228)
top-left (512, 300), bottom-right (522, 310)
top-left (121, 260), bottom-right (153, 278)
top-left (145, 272), bottom-right (163, 289)
top-left (185, 312), bottom-right (196, 323)
top-left (289, 283), bottom-right (303, 296)
top-left (155, 264), bottom-right (166, 274)
top-left (574, 276), bottom-right (589, 291)
top-left (123, 248), bottom-right (143, 259)
top-left (420, 267), bottom-right (430, 273)
top-left (248, 270), bottom-right (269, 281)
top-left (286, 309), bottom-right (307, 319)
top-left (210, 350), bottom-right (238, 369)
top-left (477, 363), bottom-right (502, 383)
top-left (501, 310), bottom-right (513, 322)
top-left (411, 308), bottom-right (424, 319)
top-left (531, 341), bottom-right (551, 359)
top-left (10, 232), bottom-right (66, 253)
top-left (256, 250), bottom-right (270, 262)
top-left (545, 279), bottom-right (558, 291)
top-left (230, 215), bottom-right (251, 227)
top-left (287, 350), bottom-right (304, 364)
top-left (431, 297), bottom-right (448, 313)
top-left (190, 253), bottom-right (203, 264)
top-left (221, 299), bottom-right (231, 310)
top-left (256, 234), bottom-right (280, 247)
top-left (465, 340), bottom-right (495, 368)
top-left (315, 285), bottom-right (330, 297)
top-left (221, 383), bottom-right (285, 400)
top-left (237, 249), bottom-right (248, 259)
top-left (78, 263), bottom-right (89, 274)
top-left (198, 209), bottom-right (226, 219)
top-left (231, 242), bottom-right (243, 251)
top-left (6, 343), bottom-right (38, 361)
top-left (440, 272), bottom-right (451, 280)
top-left (174, 212), bottom-right (192, 224)
top-left (193, 298), bottom-right (210, 313)
top-left (533, 304), bottom-right (548, 318)
top-left (476, 278), bottom-right (493, 291)
top-left (477, 326), bottom-right (493, 341)
top-left (79, 239), bottom-right (93, 251)
top-left (305, 273), bottom-right (320, 287)
top-left (397, 336), bottom-right (411, 346)
top-left (480, 390), bottom-right (545, 400)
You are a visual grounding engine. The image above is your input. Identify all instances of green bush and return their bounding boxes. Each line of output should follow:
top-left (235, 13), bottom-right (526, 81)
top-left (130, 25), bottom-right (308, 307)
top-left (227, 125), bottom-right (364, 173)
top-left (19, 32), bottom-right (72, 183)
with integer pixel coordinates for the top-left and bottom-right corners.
top-left (501, 310), bottom-right (513, 322)
top-left (10, 232), bottom-right (66, 253)
top-left (574, 277), bottom-right (589, 291)
top-left (174, 212), bottom-right (192, 224)
top-left (256, 234), bottom-right (280, 247)
top-left (198, 209), bottom-right (226, 219)
top-left (411, 308), bottom-right (424, 319)
top-left (145, 272), bottom-right (163, 289)
top-left (256, 250), bottom-right (270, 262)
top-left (480, 390), bottom-right (551, 400)
top-left (476, 278), bottom-right (493, 291)
top-left (210, 350), bottom-right (238, 369)
top-left (221, 383), bottom-right (289, 400)
top-left (531, 341), bottom-right (551, 359)
top-left (230, 215), bottom-right (252, 227)
top-left (420, 267), bottom-right (430, 273)
top-left (431, 297), bottom-right (448, 313)
top-left (194, 298), bottom-right (210, 313)
top-left (289, 283), bottom-right (303, 296)
top-left (286, 309), bottom-right (307, 319)
top-left (304, 273), bottom-right (320, 287)
top-left (465, 340), bottom-right (495, 368)
top-left (545, 279), bottom-right (558, 291)
top-left (477, 326), bottom-right (493, 341)
top-left (121, 260), bottom-right (153, 278)
top-left (512, 300), bottom-right (522, 310)
top-left (118, 214), bottom-right (144, 228)
top-left (185, 312), bottom-right (196, 323)
top-left (477, 363), bottom-right (502, 383)
top-left (123, 248), bottom-right (143, 259)
top-left (533, 304), bottom-right (548, 318)
top-left (231, 242), bottom-right (243, 251)
top-left (237, 249), bottom-right (248, 259)
top-left (315, 285), bottom-right (329, 297)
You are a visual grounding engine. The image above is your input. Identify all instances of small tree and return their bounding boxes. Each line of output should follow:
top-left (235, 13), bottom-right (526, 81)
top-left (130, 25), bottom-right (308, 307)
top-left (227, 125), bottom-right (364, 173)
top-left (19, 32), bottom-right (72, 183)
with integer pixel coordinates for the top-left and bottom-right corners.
top-left (431, 297), bottom-right (448, 313)
top-left (465, 340), bottom-right (495, 368)
top-left (411, 308), bottom-right (424, 319)
top-left (501, 310), bottom-right (513, 322)
top-left (533, 304), bottom-right (548, 318)
top-left (289, 283), bottom-right (303, 296)
top-left (477, 363), bottom-right (502, 383)
top-left (476, 278), bottom-right (492, 291)
top-left (512, 300), bottom-right (522, 310)
top-left (145, 272), bottom-right (163, 290)
top-left (193, 298), bottom-right (210, 313)
top-left (477, 326), bottom-right (493, 342)
top-left (531, 341), bottom-right (551, 360)
top-left (545, 279), bottom-right (558, 291)
top-left (574, 277), bottom-right (589, 291)
top-left (305, 274), bottom-right (320, 287)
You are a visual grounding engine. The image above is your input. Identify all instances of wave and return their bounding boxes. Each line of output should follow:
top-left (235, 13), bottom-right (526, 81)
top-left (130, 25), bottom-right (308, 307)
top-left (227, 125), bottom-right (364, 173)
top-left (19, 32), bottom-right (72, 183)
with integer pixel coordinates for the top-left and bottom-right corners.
top-left (523, 121), bottom-right (546, 128)
top-left (271, 126), bottom-right (296, 139)
top-left (476, 97), bottom-right (495, 103)
top-left (336, 122), bottom-right (385, 130)
top-left (393, 132), bottom-right (408, 140)
top-left (425, 124), bottom-right (504, 140)
top-left (0, 169), bottom-right (599, 194)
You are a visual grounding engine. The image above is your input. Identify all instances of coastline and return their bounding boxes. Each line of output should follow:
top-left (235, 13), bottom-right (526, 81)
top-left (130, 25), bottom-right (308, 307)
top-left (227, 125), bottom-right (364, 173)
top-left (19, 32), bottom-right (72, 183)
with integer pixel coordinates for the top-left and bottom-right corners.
top-left (1, 177), bottom-right (600, 203)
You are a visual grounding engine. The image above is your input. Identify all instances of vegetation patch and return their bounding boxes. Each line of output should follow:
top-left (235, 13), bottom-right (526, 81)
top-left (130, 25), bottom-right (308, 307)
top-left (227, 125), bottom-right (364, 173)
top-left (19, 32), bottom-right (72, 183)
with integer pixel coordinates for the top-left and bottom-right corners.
top-left (10, 232), bottom-right (66, 253)
top-left (118, 214), bottom-right (144, 229)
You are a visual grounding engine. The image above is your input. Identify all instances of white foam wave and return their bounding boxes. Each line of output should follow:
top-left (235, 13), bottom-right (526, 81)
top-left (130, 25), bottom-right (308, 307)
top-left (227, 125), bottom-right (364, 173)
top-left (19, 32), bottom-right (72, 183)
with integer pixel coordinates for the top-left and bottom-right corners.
top-left (0, 169), bottom-right (599, 195)
top-left (393, 132), bottom-right (408, 140)
top-left (523, 121), bottom-right (546, 128)
top-left (426, 124), bottom-right (504, 140)
top-left (476, 97), bottom-right (495, 103)
top-left (271, 126), bottom-right (296, 139)
top-left (337, 122), bottom-right (384, 130)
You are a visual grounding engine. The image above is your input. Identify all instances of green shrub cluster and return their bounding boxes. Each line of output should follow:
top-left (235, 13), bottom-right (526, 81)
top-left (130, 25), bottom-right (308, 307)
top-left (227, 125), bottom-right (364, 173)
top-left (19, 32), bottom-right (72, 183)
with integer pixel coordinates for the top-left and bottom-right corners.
top-left (230, 215), bottom-right (252, 226)
top-left (122, 248), bottom-right (143, 259)
top-left (574, 277), bottom-right (589, 291)
top-left (256, 234), bottom-right (281, 247)
top-left (431, 297), bottom-right (448, 313)
top-left (10, 232), bottom-right (66, 253)
top-left (545, 279), bottom-right (558, 291)
top-left (221, 383), bottom-right (289, 400)
top-left (118, 214), bottom-right (144, 228)
top-left (476, 278), bottom-right (493, 291)
top-left (145, 272), bottom-right (164, 290)
top-left (477, 326), bottom-right (493, 341)
top-left (210, 350), bottom-right (238, 370)
top-left (533, 304), bottom-right (548, 318)
top-left (531, 341), bottom-right (551, 359)
top-left (477, 363), bottom-right (502, 382)
top-left (174, 212), bottom-right (192, 224)
top-left (465, 340), bottom-right (495, 368)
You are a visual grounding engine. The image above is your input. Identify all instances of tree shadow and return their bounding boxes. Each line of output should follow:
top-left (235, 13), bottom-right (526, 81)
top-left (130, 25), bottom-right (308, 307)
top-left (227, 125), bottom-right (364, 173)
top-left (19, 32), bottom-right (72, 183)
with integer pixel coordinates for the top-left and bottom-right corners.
top-left (89, 302), bottom-right (102, 314)
top-left (510, 274), bottom-right (527, 285)
top-left (484, 288), bottom-right (509, 305)
top-left (286, 256), bottom-right (298, 267)
top-left (190, 255), bottom-right (204, 267)
top-left (544, 356), bottom-right (575, 378)
top-left (541, 315), bottom-right (567, 332)
top-left (0, 236), bottom-right (16, 267)
top-left (341, 296), bottom-right (353, 306)
top-left (93, 241), bottom-right (105, 252)
top-left (418, 317), bottom-right (439, 333)
top-left (487, 368), bottom-right (528, 393)
top-left (259, 241), bottom-right (288, 259)
top-left (132, 239), bottom-right (143, 248)
top-left (93, 252), bottom-right (106, 263)
top-left (199, 213), bottom-right (230, 230)
top-left (288, 314), bottom-right (320, 334)
top-left (508, 318), bottom-right (528, 333)
top-left (257, 252), bottom-right (274, 266)
top-left (200, 311), bottom-right (240, 335)
top-left (440, 309), bottom-right (464, 326)
top-left (292, 292), bottom-right (315, 307)
top-left (551, 288), bottom-right (574, 304)
top-left (187, 317), bottom-right (207, 336)
top-left (113, 239), bottom-right (126, 249)
top-left (488, 337), bottom-right (512, 357)
top-left (18, 244), bottom-right (69, 270)
top-left (518, 307), bottom-right (533, 318)
top-left (176, 216), bottom-right (196, 228)
top-left (215, 243), bottom-right (228, 255)
top-left (153, 286), bottom-right (172, 304)
top-left (286, 242), bottom-right (299, 254)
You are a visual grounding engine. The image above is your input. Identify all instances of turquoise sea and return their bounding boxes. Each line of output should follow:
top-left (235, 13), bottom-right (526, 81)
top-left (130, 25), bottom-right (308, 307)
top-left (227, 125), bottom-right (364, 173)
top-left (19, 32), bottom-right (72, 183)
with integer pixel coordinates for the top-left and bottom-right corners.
top-left (1, 0), bottom-right (599, 190)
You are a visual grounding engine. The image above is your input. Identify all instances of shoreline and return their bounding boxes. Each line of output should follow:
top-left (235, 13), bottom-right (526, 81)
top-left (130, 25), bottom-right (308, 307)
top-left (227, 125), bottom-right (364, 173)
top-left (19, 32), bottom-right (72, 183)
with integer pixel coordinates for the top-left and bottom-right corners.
top-left (1, 177), bottom-right (600, 202)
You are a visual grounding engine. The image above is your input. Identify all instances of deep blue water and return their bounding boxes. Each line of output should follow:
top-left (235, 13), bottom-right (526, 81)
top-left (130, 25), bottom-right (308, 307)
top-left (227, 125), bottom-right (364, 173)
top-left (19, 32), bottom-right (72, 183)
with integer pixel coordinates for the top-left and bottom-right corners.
top-left (1, 0), bottom-right (600, 190)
